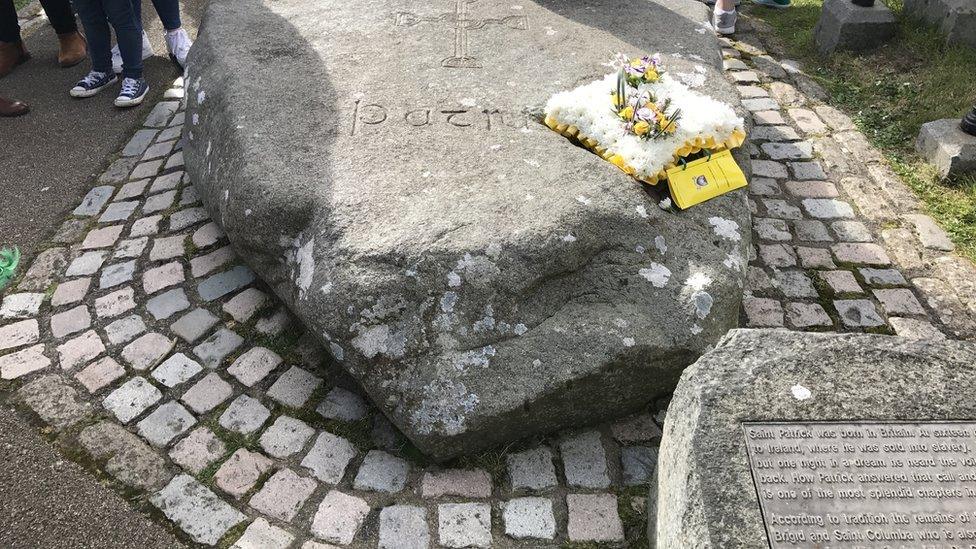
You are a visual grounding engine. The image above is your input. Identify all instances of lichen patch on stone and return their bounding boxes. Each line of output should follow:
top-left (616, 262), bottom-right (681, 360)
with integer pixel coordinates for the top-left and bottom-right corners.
top-left (708, 216), bottom-right (741, 242)
top-left (639, 263), bottom-right (671, 288)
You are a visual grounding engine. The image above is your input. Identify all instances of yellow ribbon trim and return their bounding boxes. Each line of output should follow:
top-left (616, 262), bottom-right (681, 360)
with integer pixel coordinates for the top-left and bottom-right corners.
top-left (544, 116), bottom-right (746, 185)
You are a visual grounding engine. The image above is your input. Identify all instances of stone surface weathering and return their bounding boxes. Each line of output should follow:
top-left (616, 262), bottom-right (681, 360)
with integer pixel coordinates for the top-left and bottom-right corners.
top-left (184, 0), bottom-right (752, 458)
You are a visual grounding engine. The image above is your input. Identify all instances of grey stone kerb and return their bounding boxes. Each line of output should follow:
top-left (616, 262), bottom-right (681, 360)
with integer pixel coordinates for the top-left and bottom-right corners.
top-left (183, 0), bottom-right (751, 459)
top-left (651, 329), bottom-right (976, 548)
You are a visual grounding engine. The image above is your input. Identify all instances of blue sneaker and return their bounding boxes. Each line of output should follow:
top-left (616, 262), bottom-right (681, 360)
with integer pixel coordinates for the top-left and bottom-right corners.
top-left (69, 71), bottom-right (117, 98)
top-left (114, 77), bottom-right (149, 108)
top-left (754, 0), bottom-right (792, 8)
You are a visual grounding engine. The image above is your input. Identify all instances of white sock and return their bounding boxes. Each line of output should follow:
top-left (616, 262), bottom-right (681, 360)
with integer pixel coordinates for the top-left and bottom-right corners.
top-left (715, 7), bottom-right (736, 14)
top-left (166, 28), bottom-right (183, 37)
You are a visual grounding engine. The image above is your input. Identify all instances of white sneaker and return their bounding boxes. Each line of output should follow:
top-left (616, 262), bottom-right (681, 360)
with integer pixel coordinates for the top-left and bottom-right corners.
top-left (111, 31), bottom-right (154, 74)
top-left (713, 8), bottom-right (737, 35)
top-left (165, 28), bottom-right (193, 70)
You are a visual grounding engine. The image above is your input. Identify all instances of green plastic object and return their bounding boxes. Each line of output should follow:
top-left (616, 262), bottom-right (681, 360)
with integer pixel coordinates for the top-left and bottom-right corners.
top-left (0, 246), bottom-right (21, 290)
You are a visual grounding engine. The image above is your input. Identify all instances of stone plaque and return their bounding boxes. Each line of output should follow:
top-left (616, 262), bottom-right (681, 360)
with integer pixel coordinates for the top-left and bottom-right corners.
top-left (744, 421), bottom-right (976, 548)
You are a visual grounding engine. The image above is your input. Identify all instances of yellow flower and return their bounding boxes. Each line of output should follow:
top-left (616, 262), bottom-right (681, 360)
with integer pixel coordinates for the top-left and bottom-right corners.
top-left (658, 118), bottom-right (677, 134)
top-left (643, 68), bottom-right (659, 82)
top-left (633, 120), bottom-right (651, 136)
top-left (619, 106), bottom-right (634, 120)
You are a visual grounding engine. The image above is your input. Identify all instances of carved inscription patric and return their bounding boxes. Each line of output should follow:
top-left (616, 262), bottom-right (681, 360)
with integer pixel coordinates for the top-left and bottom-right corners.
top-left (394, 0), bottom-right (528, 69)
top-left (349, 100), bottom-right (525, 135)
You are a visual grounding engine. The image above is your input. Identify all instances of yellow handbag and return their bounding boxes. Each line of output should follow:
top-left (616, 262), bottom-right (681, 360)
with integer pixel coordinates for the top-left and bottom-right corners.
top-left (665, 148), bottom-right (748, 210)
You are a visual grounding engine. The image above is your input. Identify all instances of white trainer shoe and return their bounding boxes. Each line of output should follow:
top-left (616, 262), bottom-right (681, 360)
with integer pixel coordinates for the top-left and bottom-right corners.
top-left (111, 31), bottom-right (154, 74)
top-left (713, 8), bottom-right (737, 35)
top-left (165, 28), bottom-right (193, 70)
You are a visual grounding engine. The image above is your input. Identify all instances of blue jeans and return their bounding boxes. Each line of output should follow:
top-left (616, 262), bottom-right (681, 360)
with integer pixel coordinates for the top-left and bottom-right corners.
top-left (132, 0), bottom-right (182, 31)
top-left (73, 0), bottom-right (142, 79)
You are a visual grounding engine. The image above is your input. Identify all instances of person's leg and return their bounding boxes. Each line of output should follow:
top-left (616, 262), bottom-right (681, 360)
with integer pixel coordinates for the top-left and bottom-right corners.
top-left (37, 0), bottom-right (77, 35)
top-left (0, 0), bottom-right (30, 77)
top-left (128, 0), bottom-right (142, 33)
top-left (149, 0), bottom-right (181, 30)
top-left (713, 0), bottom-right (737, 34)
top-left (103, 0), bottom-right (148, 106)
top-left (102, 0), bottom-right (142, 79)
top-left (39, 0), bottom-right (87, 67)
top-left (72, 0), bottom-right (112, 73)
top-left (0, 0), bottom-right (21, 43)
top-left (150, 0), bottom-right (191, 69)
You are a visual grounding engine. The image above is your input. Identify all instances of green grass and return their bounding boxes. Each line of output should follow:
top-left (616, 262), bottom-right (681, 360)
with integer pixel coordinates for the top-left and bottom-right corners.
top-left (742, 0), bottom-right (976, 260)
top-left (14, 0), bottom-right (31, 11)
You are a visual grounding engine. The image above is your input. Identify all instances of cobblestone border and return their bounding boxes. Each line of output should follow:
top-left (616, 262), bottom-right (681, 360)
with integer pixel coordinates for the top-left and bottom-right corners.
top-left (720, 20), bottom-right (976, 340)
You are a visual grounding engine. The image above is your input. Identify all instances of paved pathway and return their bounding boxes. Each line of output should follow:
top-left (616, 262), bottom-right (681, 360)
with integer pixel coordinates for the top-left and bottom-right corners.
top-left (1, 12), bottom-right (975, 549)
top-left (722, 22), bottom-right (976, 340)
top-left (0, 0), bottom-right (205, 267)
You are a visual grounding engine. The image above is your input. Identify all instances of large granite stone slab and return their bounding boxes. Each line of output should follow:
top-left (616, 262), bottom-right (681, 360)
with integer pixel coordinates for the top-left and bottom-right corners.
top-left (185, 0), bottom-right (751, 459)
top-left (651, 329), bottom-right (976, 548)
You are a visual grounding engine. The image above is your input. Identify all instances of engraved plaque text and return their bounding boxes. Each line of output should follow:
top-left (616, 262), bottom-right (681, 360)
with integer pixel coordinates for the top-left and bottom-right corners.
top-left (744, 421), bottom-right (976, 548)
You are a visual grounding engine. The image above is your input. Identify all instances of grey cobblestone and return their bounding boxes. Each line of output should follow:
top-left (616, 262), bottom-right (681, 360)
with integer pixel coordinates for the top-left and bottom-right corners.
top-left (103, 376), bottom-right (162, 423)
top-left (169, 427), bottom-right (226, 474)
top-left (215, 448), bottom-right (274, 499)
top-left (834, 299), bottom-right (886, 328)
top-left (249, 468), bottom-right (317, 521)
top-left (121, 332), bottom-right (174, 370)
top-left (56, 330), bottom-right (104, 370)
top-left (566, 494), bottom-right (624, 543)
top-left (180, 372), bottom-right (233, 414)
top-left (136, 400), bottom-right (196, 446)
top-left (422, 469), bottom-right (493, 499)
top-left (51, 277), bottom-right (91, 307)
top-left (193, 328), bottom-right (244, 368)
top-left (312, 490), bottom-right (370, 545)
top-left (80, 421), bottom-right (171, 490)
top-left (507, 446), bottom-right (557, 491)
top-left (354, 450), bottom-right (410, 493)
top-left (105, 314), bottom-right (147, 345)
top-left (170, 307), bottom-right (219, 342)
top-left (94, 287), bottom-right (136, 318)
top-left (560, 431), bottom-right (610, 489)
top-left (268, 366), bottom-right (322, 408)
top-left (439, 503), bottom-right (492, 548)
top-left (504, 497), bottom-right (556, 540)
top-left (73, 186), bottom-right (115, 217)
top-left (0, 344), bottom-right (50, 380)
top-left (99, 201), bottom-right (140, 223)
top-left (302, 431), bottom-right (358, 484)
top-left (260, 416), bottom-right (315, 458)
top-left (151, 474), bottom-right (246, 545)
top-left (232, 518), bottom-right (294, 549)
top-left (151, 352), bottom-right (203, 387)
top-left (19, 374), bottom-right (92, 428)
top-left (227, 346), bottom-right (282, 387)
top-left (379, 505), bottom-right (429, 549)
top-left (99, 260), bottom-right (136, 289)
top-left (220, 395), bottom-right (271, 435)
top-left (50, 305), bottom-right (92, 339)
